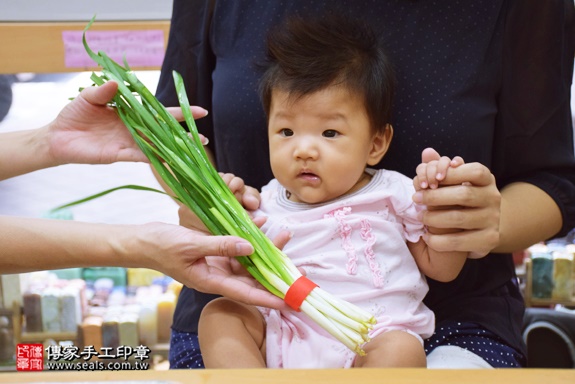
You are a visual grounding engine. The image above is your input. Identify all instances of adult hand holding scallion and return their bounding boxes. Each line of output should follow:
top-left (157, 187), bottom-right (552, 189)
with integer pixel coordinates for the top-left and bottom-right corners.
top-left (81, 16), bottom-right (375, 355)
top-left (0, 67), bottom-right (275, 302)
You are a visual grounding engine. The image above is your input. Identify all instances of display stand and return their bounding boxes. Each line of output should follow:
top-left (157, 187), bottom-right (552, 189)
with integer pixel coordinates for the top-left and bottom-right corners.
top-left (523, 258), bottom-right (575, 308)
top-left (12, 301), bottom-right (77, 345)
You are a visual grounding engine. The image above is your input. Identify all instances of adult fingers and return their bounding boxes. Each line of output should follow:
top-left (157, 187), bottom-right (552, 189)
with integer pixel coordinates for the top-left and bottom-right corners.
top-left (192, 234), bottom-right (254, 257)
top-left (192, 261), bottom-right (289, 309)
top-left (165, 105), bottom-right (209, 121)
top-left (209, 277), bottom-right (288, 309)
top-left (423, 229), bottom-right (499, 256)
top-left (414, 182), bottom-right (500, 208)
top-left (437, 163), bottom-right (494, 187)
top-left (422, 206), bottom-right (499, 231)
top-left (80, 81), bottom-right (118, 105)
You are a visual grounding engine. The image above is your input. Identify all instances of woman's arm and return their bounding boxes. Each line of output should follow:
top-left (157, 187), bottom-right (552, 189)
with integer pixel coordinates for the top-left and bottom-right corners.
top-left (0, 215), bottom-right (291, 309)
top-left (498, 182), bottom-right (562, 252)
top-left (0, 216), bottom-right (250, 274)
top-left (0, 81), bottom-right (208, 181)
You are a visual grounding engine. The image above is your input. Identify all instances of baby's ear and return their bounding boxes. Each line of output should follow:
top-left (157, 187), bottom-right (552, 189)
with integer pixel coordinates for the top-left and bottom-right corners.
top-left (367, 124), bottom-right (393, 166)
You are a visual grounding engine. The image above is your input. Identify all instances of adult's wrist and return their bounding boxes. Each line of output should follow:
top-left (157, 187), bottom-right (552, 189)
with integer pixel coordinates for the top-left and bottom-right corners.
top-left (108, 223), bottom-right (167, 273)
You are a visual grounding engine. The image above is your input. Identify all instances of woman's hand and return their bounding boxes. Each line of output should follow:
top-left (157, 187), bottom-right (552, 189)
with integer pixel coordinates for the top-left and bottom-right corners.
top-left (137, 222), bottom-right (292, 309)
top-left (47, 81), bottom-right (208, 165)
top-left (413, 148), bottom-right (501, 258)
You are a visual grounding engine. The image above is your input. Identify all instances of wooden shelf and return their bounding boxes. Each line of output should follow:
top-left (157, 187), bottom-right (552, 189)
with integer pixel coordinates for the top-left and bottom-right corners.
top-left (0, 20), bottom-right (169, 74)
top-left (19, 331), bottom-right (76, 344)
top-left (527, 298), bottom-right (575, 307)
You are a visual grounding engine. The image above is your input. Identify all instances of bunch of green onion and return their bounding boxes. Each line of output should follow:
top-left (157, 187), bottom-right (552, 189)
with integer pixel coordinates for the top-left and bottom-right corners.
top-left (81, 17), bottom-right (375, 355)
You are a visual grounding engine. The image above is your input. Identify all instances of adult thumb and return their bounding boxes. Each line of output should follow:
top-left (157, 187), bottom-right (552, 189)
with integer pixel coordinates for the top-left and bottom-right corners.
top-left (205, 235), bottom-right (254, 257)
top-left (80, 81), bottom-right (119, 106)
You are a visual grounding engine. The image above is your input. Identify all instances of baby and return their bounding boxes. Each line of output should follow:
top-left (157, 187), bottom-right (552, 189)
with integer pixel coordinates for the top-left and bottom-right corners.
top-left (197, 14), bottom-right (467, 369)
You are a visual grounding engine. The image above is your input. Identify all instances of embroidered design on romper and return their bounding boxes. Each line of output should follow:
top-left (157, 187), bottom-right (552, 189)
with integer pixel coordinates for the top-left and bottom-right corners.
top-left (360, 219), bottom-right (383, 287)
top-left (324, 207), bottom-right (384, 287)
top-left (324, 207), bottom-right (357, 274)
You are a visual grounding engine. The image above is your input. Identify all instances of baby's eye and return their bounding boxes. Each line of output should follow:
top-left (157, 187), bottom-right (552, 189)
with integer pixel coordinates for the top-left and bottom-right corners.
top-left (280, 128), bottom-right (294, 137)
top-left (322, 130), bottom-right (339, 138)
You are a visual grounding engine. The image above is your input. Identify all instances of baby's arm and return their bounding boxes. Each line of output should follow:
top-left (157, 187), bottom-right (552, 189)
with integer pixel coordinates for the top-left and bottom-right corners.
top-left (407, 238), bottom-right (468, 282)
top-left (410, 149), bottom-right (467, 281)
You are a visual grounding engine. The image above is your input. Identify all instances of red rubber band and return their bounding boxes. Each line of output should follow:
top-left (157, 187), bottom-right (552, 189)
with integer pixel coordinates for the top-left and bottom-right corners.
top-left (284, 276), bottom-right (318, 311)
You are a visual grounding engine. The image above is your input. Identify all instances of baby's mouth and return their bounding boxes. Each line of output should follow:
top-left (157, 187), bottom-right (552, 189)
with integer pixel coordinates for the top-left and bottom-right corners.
top-left (297, 170), bottom-right (320, 182)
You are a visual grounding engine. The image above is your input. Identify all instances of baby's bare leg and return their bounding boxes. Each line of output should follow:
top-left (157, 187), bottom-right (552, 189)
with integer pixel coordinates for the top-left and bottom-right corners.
top-left (354, 330), bottom-right (426, 368)
top-left (198, 297), bottom-right (266, 368)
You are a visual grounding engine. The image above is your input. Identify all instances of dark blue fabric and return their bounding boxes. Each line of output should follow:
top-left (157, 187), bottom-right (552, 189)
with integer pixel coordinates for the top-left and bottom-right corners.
top-left (169, 330), bottom-right (205, 369)
top-left (425, 321), bottom-right (527, 368)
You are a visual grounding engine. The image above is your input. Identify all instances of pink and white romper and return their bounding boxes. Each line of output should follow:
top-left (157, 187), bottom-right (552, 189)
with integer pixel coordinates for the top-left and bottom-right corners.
top-left (255, 168), bottom-right (435, 368)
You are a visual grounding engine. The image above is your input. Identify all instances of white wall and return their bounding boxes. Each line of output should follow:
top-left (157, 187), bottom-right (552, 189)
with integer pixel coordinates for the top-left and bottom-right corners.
top-left (0, 0), bottom-right (172, 21)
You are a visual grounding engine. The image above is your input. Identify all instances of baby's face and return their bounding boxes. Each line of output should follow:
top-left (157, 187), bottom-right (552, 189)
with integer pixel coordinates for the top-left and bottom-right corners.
top-left (268, 86), bottom-right (385, 204)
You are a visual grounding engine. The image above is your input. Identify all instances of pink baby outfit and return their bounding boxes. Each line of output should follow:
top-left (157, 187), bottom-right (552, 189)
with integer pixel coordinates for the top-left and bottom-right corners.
top-left (256, 168), bottom-right (434, 368)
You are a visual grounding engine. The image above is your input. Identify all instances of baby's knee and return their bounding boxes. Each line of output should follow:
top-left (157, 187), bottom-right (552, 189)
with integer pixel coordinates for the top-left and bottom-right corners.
top-left (202, 297), bottom-right (236, 313)
top-left (355, 330), bottom-right (426, 368)
top-left (199, 297), bottom-right (263, 333)
top-left (200, 297), bottom-right (242, 324)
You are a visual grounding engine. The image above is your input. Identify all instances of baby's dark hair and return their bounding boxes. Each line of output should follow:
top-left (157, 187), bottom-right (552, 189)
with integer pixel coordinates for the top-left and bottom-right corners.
top-left (259, 13), bottom-right (395, 134)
